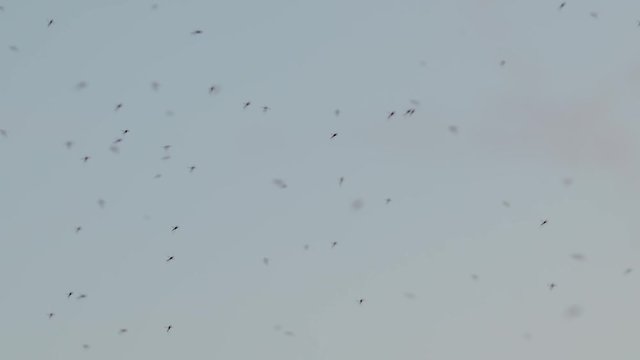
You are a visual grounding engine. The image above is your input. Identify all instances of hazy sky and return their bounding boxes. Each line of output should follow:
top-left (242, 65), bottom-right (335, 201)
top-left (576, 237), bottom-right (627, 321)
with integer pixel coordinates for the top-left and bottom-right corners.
top-left (2, 0), bottom-right (640, 359)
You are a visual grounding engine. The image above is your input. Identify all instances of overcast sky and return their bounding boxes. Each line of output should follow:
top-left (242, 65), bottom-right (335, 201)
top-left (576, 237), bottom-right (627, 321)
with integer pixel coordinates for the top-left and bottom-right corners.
top-left (2, 0), bottom-right (640, 359)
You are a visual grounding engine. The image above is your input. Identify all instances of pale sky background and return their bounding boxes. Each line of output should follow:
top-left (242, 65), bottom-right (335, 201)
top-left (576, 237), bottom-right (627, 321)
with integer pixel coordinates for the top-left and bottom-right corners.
top-left (2, 0), bottom-right (640, 359)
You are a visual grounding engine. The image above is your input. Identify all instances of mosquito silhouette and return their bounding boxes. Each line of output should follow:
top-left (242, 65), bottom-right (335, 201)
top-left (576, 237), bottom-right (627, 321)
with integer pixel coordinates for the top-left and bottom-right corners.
top-left (273, 179), bottom-right (287, 189)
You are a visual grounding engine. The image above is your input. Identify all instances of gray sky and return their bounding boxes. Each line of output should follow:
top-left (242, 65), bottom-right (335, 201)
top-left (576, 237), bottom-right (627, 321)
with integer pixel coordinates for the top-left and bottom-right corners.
top-left (2, 0), bottom-right (640, 359)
